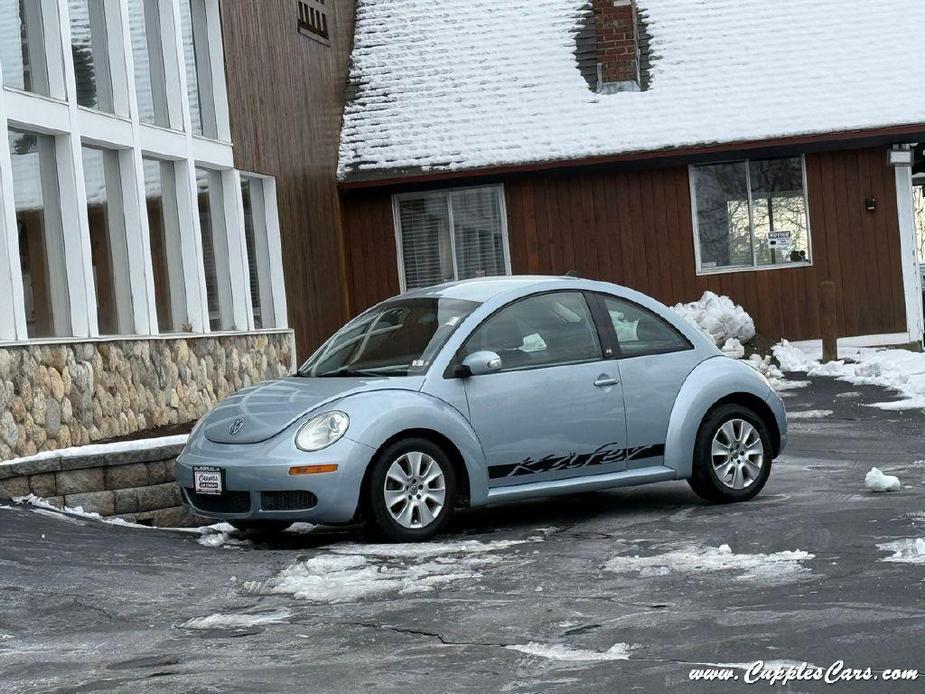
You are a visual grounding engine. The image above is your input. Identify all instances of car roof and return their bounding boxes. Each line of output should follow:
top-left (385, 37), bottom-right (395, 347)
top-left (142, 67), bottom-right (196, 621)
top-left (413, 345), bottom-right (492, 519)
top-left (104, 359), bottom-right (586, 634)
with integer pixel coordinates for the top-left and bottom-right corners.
top-left (398, 276), bottom-right (584, 303)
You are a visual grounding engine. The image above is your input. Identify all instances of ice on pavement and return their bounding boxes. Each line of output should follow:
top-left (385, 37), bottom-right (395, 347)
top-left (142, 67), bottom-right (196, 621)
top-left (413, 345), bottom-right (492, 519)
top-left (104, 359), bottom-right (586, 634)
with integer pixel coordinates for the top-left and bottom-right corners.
top-left (673, 292), bottom-right (755, 347)
top-left (604, 544), bottom-right (814, 581)
top-left (774, 341), bottom-right (925, 411)
top-left (180, 609), bottom-right (292, 630)
top-left (877, 538), bottom-right (925, 564)
top-left (505, 642), bottom-right (632, 662)
top-left (788, 410), bottom-right (834, 420)
top-left (247, 538), bottom-right (540, 603)
top-left (864, 467), bottom-right (902, 493)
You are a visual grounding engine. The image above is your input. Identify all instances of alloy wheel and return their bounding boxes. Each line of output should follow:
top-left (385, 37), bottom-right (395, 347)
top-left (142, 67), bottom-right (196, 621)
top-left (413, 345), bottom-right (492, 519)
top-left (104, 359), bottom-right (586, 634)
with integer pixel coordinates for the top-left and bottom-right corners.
top-left (383, 451), bottom-right (446, 529)
top-left (711, 418), bottom-right (765, 490)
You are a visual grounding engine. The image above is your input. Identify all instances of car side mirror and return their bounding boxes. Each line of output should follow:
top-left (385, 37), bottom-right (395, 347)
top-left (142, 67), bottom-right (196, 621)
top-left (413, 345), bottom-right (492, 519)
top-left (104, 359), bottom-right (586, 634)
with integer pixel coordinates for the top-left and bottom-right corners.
top-left (456, 350), bottom-right (503, 377)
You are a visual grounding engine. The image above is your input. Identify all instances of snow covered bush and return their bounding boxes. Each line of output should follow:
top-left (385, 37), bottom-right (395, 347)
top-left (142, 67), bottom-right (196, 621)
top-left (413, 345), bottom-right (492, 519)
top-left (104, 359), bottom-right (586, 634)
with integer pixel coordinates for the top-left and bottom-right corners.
top-left (672, 292), bottom-right (755, 347)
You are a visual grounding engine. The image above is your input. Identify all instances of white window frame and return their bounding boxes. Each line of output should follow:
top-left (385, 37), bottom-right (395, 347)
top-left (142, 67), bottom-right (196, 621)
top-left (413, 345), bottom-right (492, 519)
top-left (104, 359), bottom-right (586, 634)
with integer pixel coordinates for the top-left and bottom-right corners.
top-left (0, 0), bottom-right (283, 345)
top-left (391, 184), bottom-right (512, 293)
top-left (689, 154), bottom-right (814, 276)
top-left (238, 172), bottom-right (287, 330)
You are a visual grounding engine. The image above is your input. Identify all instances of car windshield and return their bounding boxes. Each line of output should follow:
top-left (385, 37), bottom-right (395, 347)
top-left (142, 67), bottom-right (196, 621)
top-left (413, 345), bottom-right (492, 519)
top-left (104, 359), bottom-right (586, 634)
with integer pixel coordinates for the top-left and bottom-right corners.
top-left (299, 297), bottom-right (481, 377)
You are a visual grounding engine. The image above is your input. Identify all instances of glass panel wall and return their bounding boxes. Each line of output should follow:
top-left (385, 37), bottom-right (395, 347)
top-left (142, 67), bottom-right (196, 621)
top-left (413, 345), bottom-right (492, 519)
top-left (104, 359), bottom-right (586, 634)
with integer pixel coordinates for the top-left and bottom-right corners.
top-left (0, 0), bottom-right (56, 96)
top-left (143, 157), bottom-right (186, 332)
top-left (178, 0), bottom-right (215, 137)
top-left (241, 176), bottom-right (274, 329)
top-left (8, 127), bottom-right (71, 338)
top-left (81, 145), bottom-right (133, 334)
top-left (127, 0), bottom-right (170, 127)
top-left (195, 166), bottom-right (230, 330)
top-left (68, 0), bottom-right (114, 111)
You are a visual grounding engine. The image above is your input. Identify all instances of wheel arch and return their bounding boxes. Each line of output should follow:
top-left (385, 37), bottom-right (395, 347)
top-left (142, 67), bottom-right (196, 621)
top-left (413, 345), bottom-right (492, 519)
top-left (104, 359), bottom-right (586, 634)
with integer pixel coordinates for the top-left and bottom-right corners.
top-left (665, 357), bottom-right (780, 479)
top-left (357, 428), bottom-right (473, 522)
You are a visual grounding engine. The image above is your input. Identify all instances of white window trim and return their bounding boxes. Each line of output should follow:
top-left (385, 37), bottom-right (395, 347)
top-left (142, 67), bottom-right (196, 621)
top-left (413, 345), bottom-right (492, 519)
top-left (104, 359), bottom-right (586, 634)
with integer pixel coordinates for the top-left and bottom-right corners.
top-left (391, 184), bottom-right (512, 293)
top-left (0, 0), bottom-right (278, 345)
top-left (689, 154), bottom-right (814, 276)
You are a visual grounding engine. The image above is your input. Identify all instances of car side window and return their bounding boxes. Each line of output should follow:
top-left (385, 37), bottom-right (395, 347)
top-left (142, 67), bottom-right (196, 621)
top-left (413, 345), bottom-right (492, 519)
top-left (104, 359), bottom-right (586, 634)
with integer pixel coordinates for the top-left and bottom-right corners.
top-left (601, 296), bottom-right (692, 358)
top-left (461, 292), bottom-right (602, 371)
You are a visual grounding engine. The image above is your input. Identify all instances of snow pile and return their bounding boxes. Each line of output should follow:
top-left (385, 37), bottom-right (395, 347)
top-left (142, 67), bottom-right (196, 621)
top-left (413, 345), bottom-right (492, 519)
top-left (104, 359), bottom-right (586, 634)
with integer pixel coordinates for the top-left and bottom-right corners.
top-left (673, 292), bottom-right (755, 347)
top-left (604, 544), bottom-right (814, 581)
top-left (864, 468), bottom-right (901, 493)
top-left (788, 410), bottom-right (834, 420)
top-left (721, 338), bottom-right (746, 359)
top-left (180, 609), bottom-right (292, 630)
top-left (877, 538), bottom-right (925, 564)
top-left (774, 341), bottom-right (925, 411)
top-left (506, 642), bottom-right (632, 662)
top-left (1, 434), bottom-right (188, 467)
top-left (247, 538), bottom-right (539, 603)
top-left (742, 354), bottom-right (809, 392)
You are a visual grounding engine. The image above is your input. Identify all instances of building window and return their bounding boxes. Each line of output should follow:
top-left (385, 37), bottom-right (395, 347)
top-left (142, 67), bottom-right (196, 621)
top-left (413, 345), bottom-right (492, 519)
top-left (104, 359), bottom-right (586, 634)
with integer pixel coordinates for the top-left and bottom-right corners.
top-left (8, 127), bottom-right (71, 338)
top-left (297, 0), bottom-right (330, 45)
top-left (81, 145), bottom-right (133, 335)
top-left (127, 0), bottom-right (170, 127)
top-left (179, 0), bottom-right (216, 138)
top-left (0, 0), bottom-right (62, 97)
top-left (68, 0), bottom-right (116, 112)
top-left (143, 157), bottom-right (187, 332)
top-left (195, 167), bottom-right (231, 330)
top-left (691, 156), bottom-right (811, 273)
top-left (394, 185), bottom-right (510, 291)
top-left (240, 176), bottom-right (275, 329)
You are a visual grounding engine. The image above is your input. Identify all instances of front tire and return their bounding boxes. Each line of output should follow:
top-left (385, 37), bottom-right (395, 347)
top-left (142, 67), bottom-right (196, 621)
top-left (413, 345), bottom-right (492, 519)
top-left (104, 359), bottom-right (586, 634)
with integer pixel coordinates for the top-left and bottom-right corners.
top-left (688, 404), bottom-right (772, 504)
top-left (366, 438), bottom-right (456, 542)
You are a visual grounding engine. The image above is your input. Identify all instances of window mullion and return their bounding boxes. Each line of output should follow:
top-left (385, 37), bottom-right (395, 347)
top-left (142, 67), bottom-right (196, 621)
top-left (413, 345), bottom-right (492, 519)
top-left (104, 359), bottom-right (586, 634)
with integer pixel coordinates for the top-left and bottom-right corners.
top-left (744, 159), bottom-right (757, 269)
top-left (446, 192), bottom-right (459, 281)
top-left (220, 168), bottom-right (251, 330)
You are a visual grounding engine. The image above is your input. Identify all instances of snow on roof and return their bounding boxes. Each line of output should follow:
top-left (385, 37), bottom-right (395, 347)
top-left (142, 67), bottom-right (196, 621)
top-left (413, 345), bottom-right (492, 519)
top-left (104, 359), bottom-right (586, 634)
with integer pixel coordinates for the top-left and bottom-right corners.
top-left (338, 0), bottom-right (925, 181)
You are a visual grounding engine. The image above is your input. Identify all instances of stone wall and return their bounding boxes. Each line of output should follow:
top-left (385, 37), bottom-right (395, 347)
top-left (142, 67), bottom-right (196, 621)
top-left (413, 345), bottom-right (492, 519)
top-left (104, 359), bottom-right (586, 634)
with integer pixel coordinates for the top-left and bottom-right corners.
top-left (0, 441), bottom-right (203, 527)
top-left (0, 331), bottom-right (295, 461)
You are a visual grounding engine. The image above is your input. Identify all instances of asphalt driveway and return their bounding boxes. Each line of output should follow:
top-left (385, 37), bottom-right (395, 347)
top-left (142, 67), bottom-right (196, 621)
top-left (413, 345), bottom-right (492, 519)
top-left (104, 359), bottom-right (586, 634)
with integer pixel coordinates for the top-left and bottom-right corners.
top-left (1, 375), bottom-right (924, 693)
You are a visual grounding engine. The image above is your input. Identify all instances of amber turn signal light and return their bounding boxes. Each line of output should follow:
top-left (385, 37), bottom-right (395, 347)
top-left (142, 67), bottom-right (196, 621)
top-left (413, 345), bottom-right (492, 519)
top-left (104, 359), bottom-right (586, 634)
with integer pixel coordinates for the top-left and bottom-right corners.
top-left (289, 464), bottom-right (339, 475)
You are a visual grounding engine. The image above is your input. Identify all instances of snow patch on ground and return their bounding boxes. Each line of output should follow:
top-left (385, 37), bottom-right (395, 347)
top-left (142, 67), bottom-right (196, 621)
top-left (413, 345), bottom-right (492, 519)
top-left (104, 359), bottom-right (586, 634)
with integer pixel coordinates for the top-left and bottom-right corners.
top-left (180, 609), bottom-right (292, 630)
top-left (673, 292), bottom-right (756, 347)
top-left (506, 642), bottom-right (632, 662)
top-left (248, 538), bottom-right (540, 603)
top-left (774, 342), bottom-right (925, 411)
top-left (1, 434), bottom-right (188, 467)
top-left (741, 353), bottom-right (807, 393)
top-left (604, 544), bottom-right (814, 581)
top-left (721, 338), bottom-right (745, 359)
top-left (877, 538), bottom-right (925, 564)
top-left (836, 391), bottom-right (862, 398)
top-left (865, 468), bottom-right (902, 493)
top-left (787, 410), bottom-right (834, 420)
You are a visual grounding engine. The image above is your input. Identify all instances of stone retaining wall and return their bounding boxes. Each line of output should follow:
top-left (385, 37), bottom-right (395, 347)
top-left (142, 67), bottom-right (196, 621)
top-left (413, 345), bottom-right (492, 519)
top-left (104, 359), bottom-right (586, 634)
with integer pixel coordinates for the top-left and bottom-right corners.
top-left (0, 441), bottom-right (205, 527)
top-left (0, 331), bottom-right (295, 461)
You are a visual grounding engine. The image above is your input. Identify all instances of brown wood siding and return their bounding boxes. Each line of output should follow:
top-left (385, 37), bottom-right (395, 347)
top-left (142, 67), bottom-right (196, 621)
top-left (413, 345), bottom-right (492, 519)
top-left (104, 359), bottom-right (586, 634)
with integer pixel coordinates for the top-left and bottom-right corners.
top-left (341, 147), bottom-right (907, 341)
top-left (221, 0), bottom-right (355, 358)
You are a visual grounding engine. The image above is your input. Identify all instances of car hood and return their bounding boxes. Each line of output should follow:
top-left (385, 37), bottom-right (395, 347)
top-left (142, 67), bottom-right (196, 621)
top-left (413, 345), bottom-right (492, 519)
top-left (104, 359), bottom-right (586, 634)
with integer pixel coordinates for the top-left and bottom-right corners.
top-left (201, 376), bottom-right (425, 444)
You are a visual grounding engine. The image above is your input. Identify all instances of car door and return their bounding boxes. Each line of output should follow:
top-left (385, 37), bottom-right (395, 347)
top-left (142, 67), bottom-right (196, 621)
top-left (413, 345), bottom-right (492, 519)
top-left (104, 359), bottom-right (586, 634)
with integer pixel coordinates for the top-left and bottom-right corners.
top-left (459, 291), bottom-right (628, 488)
top-left (594, 293), bottom-right (700, 468)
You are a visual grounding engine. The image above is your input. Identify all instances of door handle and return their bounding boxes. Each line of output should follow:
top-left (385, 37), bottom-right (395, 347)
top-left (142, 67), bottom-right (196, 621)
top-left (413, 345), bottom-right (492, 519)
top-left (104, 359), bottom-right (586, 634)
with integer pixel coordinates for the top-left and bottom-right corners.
top-left (594, 376), bottom-right (621, 388)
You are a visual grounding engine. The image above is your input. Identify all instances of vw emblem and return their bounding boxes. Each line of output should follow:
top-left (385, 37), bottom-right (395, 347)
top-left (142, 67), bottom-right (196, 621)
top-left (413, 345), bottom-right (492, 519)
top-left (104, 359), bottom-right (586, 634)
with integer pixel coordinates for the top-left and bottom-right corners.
top-left (229, 417), bottom-right (245, 436)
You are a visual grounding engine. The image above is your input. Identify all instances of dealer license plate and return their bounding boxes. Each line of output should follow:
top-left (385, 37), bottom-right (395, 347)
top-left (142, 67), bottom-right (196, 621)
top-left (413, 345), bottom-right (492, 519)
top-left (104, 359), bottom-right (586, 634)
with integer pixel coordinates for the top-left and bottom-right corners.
top-left (194, 466), bottom-right (223, 495)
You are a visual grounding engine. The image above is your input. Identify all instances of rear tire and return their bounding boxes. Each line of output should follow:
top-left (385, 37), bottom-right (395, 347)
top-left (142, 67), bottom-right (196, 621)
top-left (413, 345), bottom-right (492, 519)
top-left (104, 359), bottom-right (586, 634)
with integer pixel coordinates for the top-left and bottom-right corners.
top-left (366, 438), bottom-right (456, 542)
top-left (688, 404), bottom-right (772, 504)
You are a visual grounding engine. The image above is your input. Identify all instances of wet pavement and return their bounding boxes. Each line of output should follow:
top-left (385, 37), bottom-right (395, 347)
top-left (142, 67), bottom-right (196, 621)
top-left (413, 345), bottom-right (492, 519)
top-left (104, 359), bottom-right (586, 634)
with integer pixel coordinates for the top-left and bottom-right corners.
top-left (1, 375), bottom-right (924, 693)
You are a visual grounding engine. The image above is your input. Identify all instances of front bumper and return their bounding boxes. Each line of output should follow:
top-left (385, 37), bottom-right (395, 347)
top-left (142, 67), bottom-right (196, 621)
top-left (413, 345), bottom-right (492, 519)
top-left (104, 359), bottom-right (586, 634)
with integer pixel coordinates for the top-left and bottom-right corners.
top-left (175, 428), bottom-right (376, 524)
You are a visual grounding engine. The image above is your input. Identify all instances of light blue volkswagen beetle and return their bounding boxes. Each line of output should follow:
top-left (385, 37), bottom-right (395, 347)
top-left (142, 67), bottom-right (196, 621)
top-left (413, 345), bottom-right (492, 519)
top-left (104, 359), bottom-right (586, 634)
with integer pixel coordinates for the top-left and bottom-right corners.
top-left (176, 276), bottom-right (786, 542)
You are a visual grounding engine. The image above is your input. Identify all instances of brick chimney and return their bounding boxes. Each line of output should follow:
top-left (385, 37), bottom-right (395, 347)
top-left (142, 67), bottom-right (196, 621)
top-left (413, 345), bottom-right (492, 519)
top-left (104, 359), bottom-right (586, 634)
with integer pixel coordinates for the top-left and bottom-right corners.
top-left (593, 0), bottom-right (640, 92)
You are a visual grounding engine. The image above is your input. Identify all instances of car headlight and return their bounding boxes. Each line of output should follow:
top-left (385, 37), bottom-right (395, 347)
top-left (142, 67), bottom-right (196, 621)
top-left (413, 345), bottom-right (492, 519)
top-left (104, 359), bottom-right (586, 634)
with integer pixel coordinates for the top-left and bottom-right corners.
top-left (295, 411), bottom-right (349, 451)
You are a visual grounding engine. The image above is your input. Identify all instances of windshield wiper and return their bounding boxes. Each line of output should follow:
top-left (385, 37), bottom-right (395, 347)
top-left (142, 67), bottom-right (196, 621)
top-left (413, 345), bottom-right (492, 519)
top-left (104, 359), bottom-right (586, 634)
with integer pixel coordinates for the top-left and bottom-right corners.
top-left (315, 367), bottom-right (382, 378)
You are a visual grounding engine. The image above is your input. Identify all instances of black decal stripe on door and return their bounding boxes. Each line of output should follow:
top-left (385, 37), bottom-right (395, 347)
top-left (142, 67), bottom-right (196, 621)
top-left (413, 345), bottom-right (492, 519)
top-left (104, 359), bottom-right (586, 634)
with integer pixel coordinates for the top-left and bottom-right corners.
top-left (488, 443), bottom-right (666, 480)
